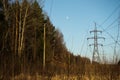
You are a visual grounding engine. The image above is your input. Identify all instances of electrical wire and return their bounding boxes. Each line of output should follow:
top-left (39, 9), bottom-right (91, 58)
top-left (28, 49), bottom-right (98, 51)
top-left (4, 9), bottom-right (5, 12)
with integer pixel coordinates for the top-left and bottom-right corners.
top-left (49, 0), bottom-right (53, 18)
top-left (116, 21), bottom-right (120, 44)
top-left (97, 23), bottom-right (120, 46)
top-left (93, 0), bottom-right (120, 62)
top-left (85, 40), bottom-right (89, 57)
top-left (104, 42), bottom-right (115, 46)
top-left (105, 31), bottom-right (120, 46)
top-left (99, 3), bottom-right (120, 27)
top-left (113, 21), bottom-right (120, 62)
top-left (80, 34), bottom-right (86, 55)
top-left (97, 3), bottom-right (120, 47)
top-left (103, 17), bottom-right (119, 32)
top-left (81, 27), bottom-right (90, 57)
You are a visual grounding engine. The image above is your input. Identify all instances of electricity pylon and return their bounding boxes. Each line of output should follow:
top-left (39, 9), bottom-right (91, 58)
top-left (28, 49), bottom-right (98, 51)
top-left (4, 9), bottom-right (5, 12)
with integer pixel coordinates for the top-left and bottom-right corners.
top-left (87, 23), bottom-right (105, 63)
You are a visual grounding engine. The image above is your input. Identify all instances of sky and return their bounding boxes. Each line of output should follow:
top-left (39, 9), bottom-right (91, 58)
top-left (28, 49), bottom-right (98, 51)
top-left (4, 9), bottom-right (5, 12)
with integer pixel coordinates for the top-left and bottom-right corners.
top-left (43, 0), bottom-right (120, 62)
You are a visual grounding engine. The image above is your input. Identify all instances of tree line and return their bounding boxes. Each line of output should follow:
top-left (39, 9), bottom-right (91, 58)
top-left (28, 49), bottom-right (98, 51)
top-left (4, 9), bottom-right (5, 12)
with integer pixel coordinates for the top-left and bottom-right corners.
top-left (0, 0), bottom-right (119, 80)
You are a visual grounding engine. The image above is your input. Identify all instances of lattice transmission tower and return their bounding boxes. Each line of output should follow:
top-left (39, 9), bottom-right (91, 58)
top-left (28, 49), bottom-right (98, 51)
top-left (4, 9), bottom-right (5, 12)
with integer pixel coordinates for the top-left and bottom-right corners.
top-left (87, 23), bottom-right (105, 63)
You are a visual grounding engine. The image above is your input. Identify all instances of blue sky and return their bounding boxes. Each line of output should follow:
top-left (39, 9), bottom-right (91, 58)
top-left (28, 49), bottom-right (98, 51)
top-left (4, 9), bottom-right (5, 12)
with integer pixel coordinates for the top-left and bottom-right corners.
top-left (43, 0), bottom-right (120, 62)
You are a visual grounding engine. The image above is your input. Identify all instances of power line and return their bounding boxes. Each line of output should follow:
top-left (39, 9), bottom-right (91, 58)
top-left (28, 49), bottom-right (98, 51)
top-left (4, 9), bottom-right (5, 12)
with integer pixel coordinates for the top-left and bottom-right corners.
top-left (113, 19), bottom-right (120, 63)
top-left (80, 26), bottom-right (90, 56)
top-left (105, 31), bottom-right (120, 45)
top-left (80, 35), bottom-right (86, 54)
top-left (104, 42), bottom-right (115, 46)
top-left (97, 23), bottom-right (120, 46)
top-left (49, 0), bottom-right (54, 18)
top-left (118, 13), bottom-right (120, 44)
top-left (43, 0), bottom-right (53, 18)
top-left (85, 40), bottom-right (88, 57)
top-left (80, 30), bottom-right (89, 55)
top-left (103, 17), bottom-right (119, 32)
top-left (96, 1), bottom-right (120, 48)
top-left (99, 3), bottom-right (120, 27)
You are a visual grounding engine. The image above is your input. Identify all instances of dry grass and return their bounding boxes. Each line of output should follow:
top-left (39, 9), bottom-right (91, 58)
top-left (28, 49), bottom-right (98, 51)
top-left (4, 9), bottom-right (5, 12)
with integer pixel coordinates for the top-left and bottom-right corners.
top-left (11, 74), bottom-right (120, 80)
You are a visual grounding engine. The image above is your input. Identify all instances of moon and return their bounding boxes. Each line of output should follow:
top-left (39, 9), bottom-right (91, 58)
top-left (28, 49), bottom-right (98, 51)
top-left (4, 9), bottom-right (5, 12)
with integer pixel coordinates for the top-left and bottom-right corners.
top-left (66, 16), bottom-right (69, 20)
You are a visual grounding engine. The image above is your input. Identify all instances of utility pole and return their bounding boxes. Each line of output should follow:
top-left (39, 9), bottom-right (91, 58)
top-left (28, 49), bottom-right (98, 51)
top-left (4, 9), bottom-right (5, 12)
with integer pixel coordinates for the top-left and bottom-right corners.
top-left (43, 23), bottom-right (46, 73)
top-left (87, 23), bottom-right (105, 63)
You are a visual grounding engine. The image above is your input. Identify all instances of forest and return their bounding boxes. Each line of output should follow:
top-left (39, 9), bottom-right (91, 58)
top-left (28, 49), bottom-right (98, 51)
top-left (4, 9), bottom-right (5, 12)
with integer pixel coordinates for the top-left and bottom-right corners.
top-left (0, 0), bottom-right (120, 80)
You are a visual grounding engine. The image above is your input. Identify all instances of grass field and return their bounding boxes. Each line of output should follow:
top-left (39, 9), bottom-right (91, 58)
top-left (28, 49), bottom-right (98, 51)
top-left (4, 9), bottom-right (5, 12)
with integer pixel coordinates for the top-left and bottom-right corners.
top-left (10, 73), bottom-right (120, 80)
